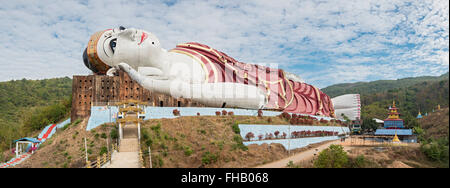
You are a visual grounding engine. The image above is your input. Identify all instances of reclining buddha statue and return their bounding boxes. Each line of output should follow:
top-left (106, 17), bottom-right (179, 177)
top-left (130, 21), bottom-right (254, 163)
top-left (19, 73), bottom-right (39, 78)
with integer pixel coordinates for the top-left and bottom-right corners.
top-left (83, 26), bottom-right (360, 119)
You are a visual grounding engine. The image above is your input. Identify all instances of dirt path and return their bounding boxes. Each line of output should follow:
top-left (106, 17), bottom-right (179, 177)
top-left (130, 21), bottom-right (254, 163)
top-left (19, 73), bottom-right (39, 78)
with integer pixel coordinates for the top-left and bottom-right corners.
top-left (255, 139), bottom-right (344, 168)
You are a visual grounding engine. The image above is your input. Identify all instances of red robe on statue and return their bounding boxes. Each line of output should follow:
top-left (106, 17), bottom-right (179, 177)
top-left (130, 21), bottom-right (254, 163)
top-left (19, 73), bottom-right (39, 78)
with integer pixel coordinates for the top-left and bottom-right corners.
top-left (170, 42), bottom-right (335, 117)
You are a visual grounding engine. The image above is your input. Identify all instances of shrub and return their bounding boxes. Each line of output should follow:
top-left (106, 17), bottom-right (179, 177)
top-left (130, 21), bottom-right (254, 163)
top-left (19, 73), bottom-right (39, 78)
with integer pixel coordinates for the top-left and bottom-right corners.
top-left (222, 110), bottom-right (227, 116)
top-left (232, 135), bottom-right (248, 151)
top-left (245, 132), bottom-right (255, 141)
top-left (257, 110), bottom-right (263, 117)
top-left (289, 118), bottom-right (297, 125)
top-left (274, 131), bottom-right (280, 138)
top-left (280, 112), bottom-right (291, 120)
top-left (282, 132), bottom-right (287, 139)
top-left (231, 122), bottom-right (240, 134)
top-left (73, 119), bottom-right (81, 126)
top-left (184, 146), bottom-right (193, 156)
top-left (99, 146), bottom-right (108, 155)
top-left (172, 109), bottom-right (180, 116)
top-left (201, 151), bottom-right (218, 165)
top-left (420, 138), bottom-right (449, 162)
top-left (350, 155), bottom-right (366, 168)
top-left (100, 133), bottom-right (107, 139)
top-left (110, 128), bottom-right (118, 140)
top-left (215, 111), bottom-right (221, 116)
top-left (145, 139), bottom-right (153, 147)
top-left (23, 100), bottom-right (71, 131)
top-left (197, 112), bottom-right (201, 116)
top-left (266, 133), bottom-right (274, 140)
top-left (228, 111), bottom-right (234, 116)
top-left (314, 144), bottom-right (348, 168)
top-left (258, 134), bottom-right (264, 140)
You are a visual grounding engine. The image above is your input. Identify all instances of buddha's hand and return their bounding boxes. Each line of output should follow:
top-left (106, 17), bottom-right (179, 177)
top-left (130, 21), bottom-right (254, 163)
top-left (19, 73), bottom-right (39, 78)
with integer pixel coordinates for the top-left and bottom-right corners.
top-left (117, 62), bottom-right (144, 84)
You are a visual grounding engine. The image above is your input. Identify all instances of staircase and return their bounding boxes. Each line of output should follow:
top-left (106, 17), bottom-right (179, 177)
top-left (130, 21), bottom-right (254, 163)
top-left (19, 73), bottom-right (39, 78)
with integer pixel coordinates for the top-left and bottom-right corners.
top-left (103, 101), bottom-right (145, 168)
top-left (104, 124), bottom-right (140, 168)
top-left (119, 138), bottom-right (139, 152)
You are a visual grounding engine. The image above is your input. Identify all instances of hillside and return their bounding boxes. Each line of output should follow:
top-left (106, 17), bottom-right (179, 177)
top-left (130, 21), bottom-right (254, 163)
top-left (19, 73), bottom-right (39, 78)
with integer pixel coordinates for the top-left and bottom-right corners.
top-left (10, 118), bottom-right (113, 168)
top-left (0, 77), bottom-right (72, 152)
top-left (418, 107), bottom-right (449, 140)
top-left (360, 77), bottom-right (449, 122)
top-left (139, 115), bottom-right (299, 168)
top-left (322, 72), bottom-right (449, 128)
top-left (11, 115), bottom-right (329, 168)
top-left (323, 72), bottom-right (448, 98)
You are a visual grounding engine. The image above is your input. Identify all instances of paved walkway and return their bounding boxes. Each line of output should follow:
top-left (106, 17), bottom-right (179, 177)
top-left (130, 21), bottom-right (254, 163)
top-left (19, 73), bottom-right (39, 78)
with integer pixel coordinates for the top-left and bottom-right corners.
top-left (255, 140), bottom-right (343, 168)
top-left (104, 120), bottom-right (140, 168)
top-left (105, 151), bottom-right (139, 168)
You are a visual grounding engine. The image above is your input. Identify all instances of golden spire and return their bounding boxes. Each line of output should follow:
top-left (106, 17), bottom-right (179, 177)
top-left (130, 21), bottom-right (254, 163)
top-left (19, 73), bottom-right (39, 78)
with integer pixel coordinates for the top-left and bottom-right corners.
top-left (392, 100), bottom-right (396, 108)
top-left (392, 132), bottom-right (401, 143)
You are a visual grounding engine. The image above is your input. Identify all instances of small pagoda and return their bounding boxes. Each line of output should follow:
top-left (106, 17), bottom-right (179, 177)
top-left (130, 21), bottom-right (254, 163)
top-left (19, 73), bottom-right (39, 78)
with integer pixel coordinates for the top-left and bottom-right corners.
top-left (416, 110), bottom-right (423, 119)
top-left (383, 101), bottom-right (404, 129)
top-left (374, 100), bottom-right (416, 143)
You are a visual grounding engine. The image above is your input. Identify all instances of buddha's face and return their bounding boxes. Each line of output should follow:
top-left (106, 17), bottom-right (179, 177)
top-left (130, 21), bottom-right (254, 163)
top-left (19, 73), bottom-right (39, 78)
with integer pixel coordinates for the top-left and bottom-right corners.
top-left (83, 27), bottom-right (161, 74)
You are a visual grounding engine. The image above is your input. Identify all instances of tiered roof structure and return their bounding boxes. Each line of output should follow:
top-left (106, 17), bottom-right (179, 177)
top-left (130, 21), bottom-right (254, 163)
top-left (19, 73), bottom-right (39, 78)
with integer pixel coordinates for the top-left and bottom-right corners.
top-left (384, 101), bottom-right (404, 129)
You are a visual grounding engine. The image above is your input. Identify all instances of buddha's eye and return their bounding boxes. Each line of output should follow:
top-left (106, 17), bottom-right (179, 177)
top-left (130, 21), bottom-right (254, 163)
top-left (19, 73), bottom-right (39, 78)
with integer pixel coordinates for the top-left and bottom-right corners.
top-left (109, 38), bottom-right (117, 53)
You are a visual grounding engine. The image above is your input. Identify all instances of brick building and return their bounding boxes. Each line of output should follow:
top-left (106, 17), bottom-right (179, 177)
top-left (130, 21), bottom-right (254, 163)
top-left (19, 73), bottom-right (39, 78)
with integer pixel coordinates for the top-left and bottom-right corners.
top-left (71, 71), bottom-right (204, 121)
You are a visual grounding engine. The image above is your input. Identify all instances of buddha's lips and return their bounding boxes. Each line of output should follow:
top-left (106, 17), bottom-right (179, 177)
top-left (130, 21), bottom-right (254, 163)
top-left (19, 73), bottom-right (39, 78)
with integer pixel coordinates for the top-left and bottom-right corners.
top-left (138, 32), bottom-right (148, 45)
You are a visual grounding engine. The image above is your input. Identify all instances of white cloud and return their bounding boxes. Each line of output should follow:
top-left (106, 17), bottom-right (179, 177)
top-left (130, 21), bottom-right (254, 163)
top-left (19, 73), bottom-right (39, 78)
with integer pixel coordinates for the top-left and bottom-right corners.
top-left (0, 0), bottom-right (448, 89)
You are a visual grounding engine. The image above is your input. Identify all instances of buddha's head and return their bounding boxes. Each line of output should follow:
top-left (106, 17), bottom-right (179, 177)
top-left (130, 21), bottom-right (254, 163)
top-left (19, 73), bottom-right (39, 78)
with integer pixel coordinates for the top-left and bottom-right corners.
top-left (83, 26), bottom-right (162, 74)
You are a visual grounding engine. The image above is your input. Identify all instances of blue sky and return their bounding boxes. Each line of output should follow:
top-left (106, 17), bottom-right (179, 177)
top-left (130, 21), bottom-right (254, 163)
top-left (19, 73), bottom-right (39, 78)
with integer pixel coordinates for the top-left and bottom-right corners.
top-left (0, 0), bottom-right (448, 88)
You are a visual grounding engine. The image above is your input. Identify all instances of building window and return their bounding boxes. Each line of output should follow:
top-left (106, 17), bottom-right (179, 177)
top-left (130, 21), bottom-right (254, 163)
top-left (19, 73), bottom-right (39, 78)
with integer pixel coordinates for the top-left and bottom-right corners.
top-left (178, 101), bottom-right (181, 107)
top-left (160, 101), bottom-right (164, 107)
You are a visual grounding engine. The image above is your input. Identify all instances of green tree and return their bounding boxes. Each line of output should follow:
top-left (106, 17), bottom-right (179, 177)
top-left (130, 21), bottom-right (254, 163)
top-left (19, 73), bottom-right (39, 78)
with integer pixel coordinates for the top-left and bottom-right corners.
top-left (362, 117), bottom-right (378, 132)
top-left (314, 144), bottom-right (348, 168)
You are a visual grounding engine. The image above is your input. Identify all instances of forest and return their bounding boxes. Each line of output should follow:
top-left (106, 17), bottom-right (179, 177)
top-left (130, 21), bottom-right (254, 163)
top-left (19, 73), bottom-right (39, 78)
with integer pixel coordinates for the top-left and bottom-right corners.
top-left (323, 72), bottom-right (449, 128)
top-left (0, 77), bottom-right (72, 151)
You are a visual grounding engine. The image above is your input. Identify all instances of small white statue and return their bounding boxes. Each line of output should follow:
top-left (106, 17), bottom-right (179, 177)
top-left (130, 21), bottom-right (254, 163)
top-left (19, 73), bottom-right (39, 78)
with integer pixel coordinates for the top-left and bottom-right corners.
top-left (83, 27), bottom-right (360, 119)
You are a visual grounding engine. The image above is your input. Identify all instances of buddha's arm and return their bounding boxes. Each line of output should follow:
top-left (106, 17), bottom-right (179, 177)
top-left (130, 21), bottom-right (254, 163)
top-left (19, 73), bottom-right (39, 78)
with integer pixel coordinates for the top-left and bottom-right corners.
top-left (118, 63), bottom-right (267, 109)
